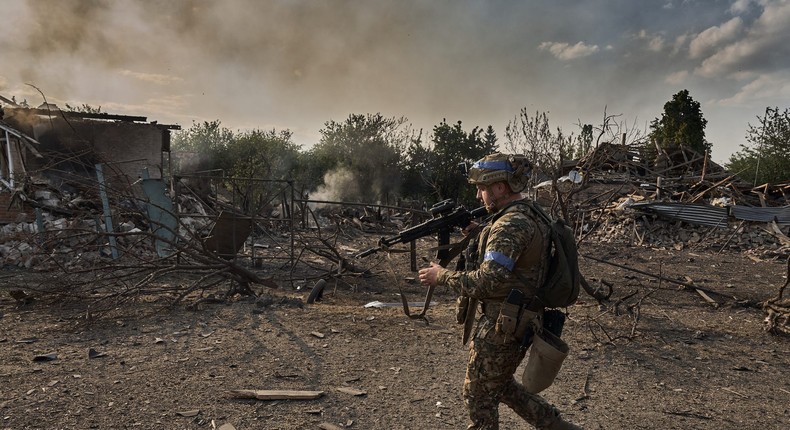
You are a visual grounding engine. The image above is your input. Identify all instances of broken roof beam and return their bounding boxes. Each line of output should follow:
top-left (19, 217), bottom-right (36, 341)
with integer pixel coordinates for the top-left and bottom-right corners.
top-left (15, 107), bottom-right (148, 122)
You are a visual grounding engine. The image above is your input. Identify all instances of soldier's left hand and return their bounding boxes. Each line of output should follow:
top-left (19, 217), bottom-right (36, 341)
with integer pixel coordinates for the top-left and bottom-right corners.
top-left (418, 262), bottom-right (441, 286)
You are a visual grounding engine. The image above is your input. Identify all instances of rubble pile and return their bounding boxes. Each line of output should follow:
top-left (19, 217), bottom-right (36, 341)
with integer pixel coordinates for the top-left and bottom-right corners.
top-left (0, 214), bottom-right (161, 270)
top-left (559, 142), bottom-right (790, 258)
top-left (580, 200), bottom-right (786, 254)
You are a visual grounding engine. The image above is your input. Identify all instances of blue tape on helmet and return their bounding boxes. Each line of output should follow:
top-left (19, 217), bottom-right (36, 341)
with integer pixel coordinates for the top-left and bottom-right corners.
top-left (472, 160), bottom-right (514, 172)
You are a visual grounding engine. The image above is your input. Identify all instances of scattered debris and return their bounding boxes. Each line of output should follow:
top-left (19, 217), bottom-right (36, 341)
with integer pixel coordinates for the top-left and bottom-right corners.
top-left (336, 386), bottom-right (366, 396)
top-left (88, 348), bottom-right (107, 359)
top-left (32, 353), bottom-right (57, 362)
top-left (364, 300), bottom-right (437, 308)
top-left (228, 389), bottom-right (325, 400)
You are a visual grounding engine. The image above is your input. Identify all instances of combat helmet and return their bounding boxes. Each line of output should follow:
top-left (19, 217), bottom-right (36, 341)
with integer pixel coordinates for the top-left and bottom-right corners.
top-left (467, 152), bottom-right (532, 193)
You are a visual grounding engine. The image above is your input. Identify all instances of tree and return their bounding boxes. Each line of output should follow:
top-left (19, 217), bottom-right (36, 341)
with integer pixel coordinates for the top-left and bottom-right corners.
top-left (483, 125), bottom-right (498, 149)
top-left (726, 107), bottom-right (790, 184)
top-left (171, 121), bottom-right (301, 214)
top-left (219, 129), bottom-right (299, 180)
top-left (648, 89), bottom-right (710, 156)
top-left (219, 129), bottom-right (301, 213)
top-left (428, 120), bottom-right (497, 206)
top-left (399, 131), bottom-right (433, 201)
top-left (171, 120), bottom-right (234, 173)
top-left (307, 113), bottom-right (412, 203)
top-left (576, 124), bottom-right (594, 159)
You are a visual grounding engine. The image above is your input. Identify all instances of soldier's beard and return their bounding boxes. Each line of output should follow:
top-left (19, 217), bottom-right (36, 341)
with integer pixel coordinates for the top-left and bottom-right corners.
top-left (486, 195), bottom-right (505, 213)
top-left (486, 191), bottom-right (519, 212)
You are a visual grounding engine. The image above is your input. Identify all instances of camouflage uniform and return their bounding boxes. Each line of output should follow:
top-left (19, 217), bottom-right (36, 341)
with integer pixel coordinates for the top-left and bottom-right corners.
top-left (436, 200), bottom-right (559, 430)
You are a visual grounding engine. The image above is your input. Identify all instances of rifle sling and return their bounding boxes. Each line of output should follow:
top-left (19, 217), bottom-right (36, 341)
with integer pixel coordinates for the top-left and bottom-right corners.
top-left (461, 297), bottom-right (478, 345)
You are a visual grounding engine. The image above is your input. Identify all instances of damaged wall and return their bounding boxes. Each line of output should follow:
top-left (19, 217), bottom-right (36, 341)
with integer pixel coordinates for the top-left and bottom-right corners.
top-left (3, 106), bottom-right (173, 184)
top-left (0, 105), bottom-right (178, 224)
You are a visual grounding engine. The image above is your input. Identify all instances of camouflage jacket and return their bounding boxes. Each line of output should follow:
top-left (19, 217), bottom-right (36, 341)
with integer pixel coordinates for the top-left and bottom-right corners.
top-left (436, 199), bottom-right (550, 303)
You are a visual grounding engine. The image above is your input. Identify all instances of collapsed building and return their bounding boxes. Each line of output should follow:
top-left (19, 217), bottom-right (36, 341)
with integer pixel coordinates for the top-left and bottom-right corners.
top-left (0, 100), bottom-right (178, 222)
top-left (555, 141), bottom-right (789, 254)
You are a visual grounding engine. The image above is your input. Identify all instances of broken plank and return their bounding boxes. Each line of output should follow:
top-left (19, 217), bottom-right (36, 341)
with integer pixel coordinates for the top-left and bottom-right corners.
top-left (336, 386), bottom-right (366, 396)
top-left (229, 389), bottom-right (324, 400)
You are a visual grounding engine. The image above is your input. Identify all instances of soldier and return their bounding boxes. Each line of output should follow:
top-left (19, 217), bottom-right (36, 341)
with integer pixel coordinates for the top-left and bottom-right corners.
top-left (418, 153), bottom-right (582, 430)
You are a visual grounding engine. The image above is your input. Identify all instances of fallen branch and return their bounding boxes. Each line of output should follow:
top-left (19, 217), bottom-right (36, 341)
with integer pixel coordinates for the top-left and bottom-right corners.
top-left (582, 253), bottom-right (743, 302)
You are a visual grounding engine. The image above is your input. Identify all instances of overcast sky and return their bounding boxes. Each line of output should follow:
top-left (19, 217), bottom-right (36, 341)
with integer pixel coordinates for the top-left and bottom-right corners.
top-left (2, 0), bottom-right (789, 163)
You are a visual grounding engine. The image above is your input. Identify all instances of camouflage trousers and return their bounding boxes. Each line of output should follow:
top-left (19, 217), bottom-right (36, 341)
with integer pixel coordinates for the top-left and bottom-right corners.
top-left (463, 316), bottom-right (558, 430)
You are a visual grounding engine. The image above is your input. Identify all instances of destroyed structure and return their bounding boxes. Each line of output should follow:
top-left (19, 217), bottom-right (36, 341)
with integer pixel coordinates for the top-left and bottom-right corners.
top-left (0, 100), bottom-right (788, 331)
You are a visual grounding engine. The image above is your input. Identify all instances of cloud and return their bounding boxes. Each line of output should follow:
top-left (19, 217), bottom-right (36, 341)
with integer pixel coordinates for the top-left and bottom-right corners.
top-left (730, 0), bottom-right (756, 14)
top-left (695, 1), bottom-right (790, 77)
top-left (635, 30), bottom-right (666, 52)
top-left (672, 33), bottom-right (690, 55)
top-left (666, 70), bottom-right (689, 85)
top-left (715, 72), bottom-right (790, 106)
top-left (538, 41), bottom-right (599, 60)
top-left (648, 36), bottom-right (665, 52)
top-left (119, 70), bottom-right (183, 85)
top-left (688, 17), bottom-right (743, 59)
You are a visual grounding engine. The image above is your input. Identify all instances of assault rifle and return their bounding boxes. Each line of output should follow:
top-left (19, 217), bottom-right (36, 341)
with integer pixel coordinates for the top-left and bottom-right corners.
top-left (355, 199), bottom-right (488, 260)
top-left (355, 199), bottom-right (488, 321)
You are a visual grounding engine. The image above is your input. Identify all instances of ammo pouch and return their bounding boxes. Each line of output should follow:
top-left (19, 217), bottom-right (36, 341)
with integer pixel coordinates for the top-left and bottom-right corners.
top-left (495, 289), bottom-right (540, 343)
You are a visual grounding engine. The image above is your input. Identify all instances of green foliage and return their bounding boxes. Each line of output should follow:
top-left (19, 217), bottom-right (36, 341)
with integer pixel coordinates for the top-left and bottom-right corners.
top-left (430, 120), bottom-right (497, 205)
top-left (649, 89), bottom-right (710, 156)
top-left (220, 129), bottom-right (299, 179)
top-left (399, 133), bottom-right (432, 201)
top-left (576, 124), bottom-right (594, 159)
top-left (307, 113), bottom-right (412, 202)
top-left (221, 129), bottom-right (300, 213)
top-left (171, 120), bottom-right (234, 173)
top-left (171, 120), bottom-right (301, 214)
top-left (726, 107), bottom-right (790, 184)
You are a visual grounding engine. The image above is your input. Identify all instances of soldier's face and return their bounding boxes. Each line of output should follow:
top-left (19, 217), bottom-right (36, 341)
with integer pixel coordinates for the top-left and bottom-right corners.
top-left (476, 182), bottom-right (508, 211)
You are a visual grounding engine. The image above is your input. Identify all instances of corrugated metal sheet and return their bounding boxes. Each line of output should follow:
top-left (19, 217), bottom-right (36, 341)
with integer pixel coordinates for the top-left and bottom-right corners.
top-left (731, 205), bottom-right (790, 225)
top-left (631, 202), bottom-right (729, 228)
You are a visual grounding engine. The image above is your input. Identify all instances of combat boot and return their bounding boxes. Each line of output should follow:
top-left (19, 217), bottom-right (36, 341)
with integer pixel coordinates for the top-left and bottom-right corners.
top-left (544, 414), bottom-right (583, 430)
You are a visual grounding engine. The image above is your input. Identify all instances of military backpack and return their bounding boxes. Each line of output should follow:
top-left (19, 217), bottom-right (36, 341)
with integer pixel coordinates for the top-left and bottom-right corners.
top-left (525, 202), bottom-right (581, 308)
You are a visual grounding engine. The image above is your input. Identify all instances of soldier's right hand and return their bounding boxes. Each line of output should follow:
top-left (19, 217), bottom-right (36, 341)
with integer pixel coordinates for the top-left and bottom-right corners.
top-left (462, 222), bottom-right (479, 236)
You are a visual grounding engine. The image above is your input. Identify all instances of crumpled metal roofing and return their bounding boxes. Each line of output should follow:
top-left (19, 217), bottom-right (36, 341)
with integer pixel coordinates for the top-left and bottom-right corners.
top-left (631, 202), bottom-right (790, 227)
top-left (631, 202), bottom-right (729, 227)
top-left (730, 205), bottom-right (790, 225)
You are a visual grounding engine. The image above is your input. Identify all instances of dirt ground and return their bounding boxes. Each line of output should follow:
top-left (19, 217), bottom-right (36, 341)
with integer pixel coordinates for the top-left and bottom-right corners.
top-left (1, 237), bottom-right (789, 430)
